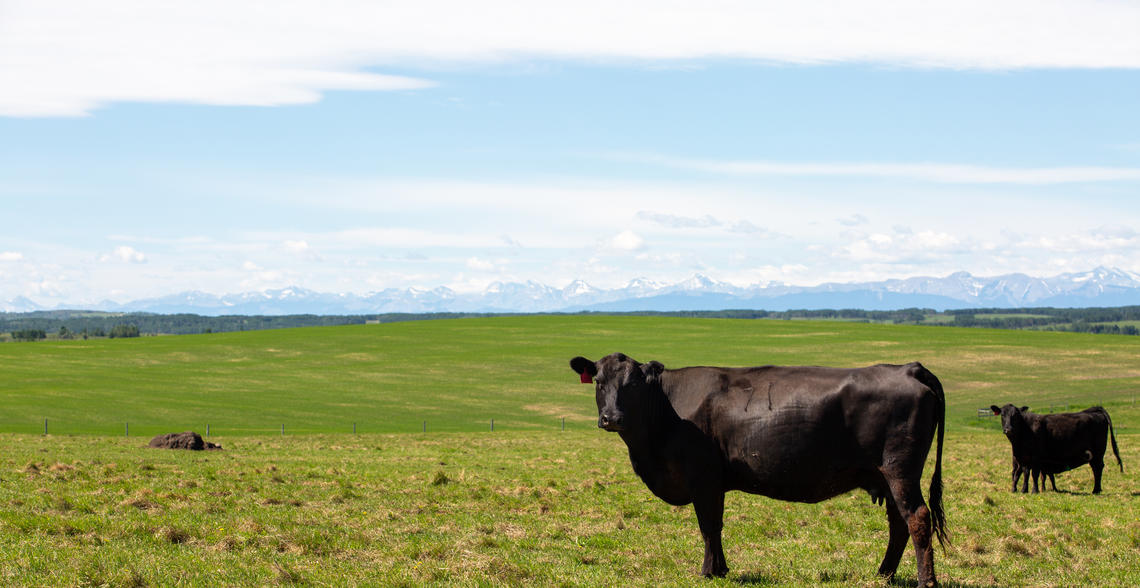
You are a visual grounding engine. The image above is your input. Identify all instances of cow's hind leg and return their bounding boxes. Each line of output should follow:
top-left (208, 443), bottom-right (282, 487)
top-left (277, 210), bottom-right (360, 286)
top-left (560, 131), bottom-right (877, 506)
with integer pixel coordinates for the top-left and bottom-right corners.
top-left (886, 478), bottom-right (937, 588)
top-left (1090, 458), bottom-right (1105, 494)
top-left (693, 492), bottom-right (728, 577)
top-left (877, 496), bottom-right (908, 579)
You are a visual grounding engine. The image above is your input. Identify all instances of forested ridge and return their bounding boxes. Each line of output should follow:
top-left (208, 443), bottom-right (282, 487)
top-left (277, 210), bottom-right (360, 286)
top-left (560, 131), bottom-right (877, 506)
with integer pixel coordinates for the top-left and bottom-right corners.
top-left (4, 306), bottom-right (1140, 340)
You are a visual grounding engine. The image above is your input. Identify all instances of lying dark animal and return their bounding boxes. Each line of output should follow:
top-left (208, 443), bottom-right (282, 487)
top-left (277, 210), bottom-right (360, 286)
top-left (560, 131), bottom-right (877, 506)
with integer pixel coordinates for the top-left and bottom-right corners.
top-left (148, 431), bottom-right (222, 451)
top-left (990, 404), bottom-right (1122, 494)
top-left (571, 353), bottom-right (947, 586)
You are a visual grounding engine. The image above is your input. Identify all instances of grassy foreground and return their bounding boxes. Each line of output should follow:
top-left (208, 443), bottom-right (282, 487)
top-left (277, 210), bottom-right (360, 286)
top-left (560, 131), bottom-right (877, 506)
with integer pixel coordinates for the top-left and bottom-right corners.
top-left (3, 316), bottom-right (1140, 585)
top-left (1, 429), bottom-right (1138, 587)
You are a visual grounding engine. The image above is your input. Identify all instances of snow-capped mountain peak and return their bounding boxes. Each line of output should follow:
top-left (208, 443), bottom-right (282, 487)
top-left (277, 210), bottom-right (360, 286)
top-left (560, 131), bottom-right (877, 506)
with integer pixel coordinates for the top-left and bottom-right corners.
top-left (10, 267), bottom-right (1140, 316)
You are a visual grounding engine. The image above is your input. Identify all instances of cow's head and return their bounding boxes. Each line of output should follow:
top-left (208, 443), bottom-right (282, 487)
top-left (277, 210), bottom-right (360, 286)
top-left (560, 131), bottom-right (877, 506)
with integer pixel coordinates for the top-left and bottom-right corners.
top-left (570, 353), bottom-right (664, 432)
top-left (990, 404), bottom-right (1030, 437)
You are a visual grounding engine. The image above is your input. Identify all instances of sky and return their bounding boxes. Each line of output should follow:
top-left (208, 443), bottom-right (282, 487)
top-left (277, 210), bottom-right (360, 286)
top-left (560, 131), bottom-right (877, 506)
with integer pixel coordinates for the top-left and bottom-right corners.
top-left (2, 1), bottom-right (1140, 307)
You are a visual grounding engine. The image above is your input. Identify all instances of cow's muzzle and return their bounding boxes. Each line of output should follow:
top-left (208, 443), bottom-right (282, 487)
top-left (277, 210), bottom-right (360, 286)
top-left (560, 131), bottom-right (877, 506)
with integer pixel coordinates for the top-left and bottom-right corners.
top-left (598, 413), bottom-right (623, 432)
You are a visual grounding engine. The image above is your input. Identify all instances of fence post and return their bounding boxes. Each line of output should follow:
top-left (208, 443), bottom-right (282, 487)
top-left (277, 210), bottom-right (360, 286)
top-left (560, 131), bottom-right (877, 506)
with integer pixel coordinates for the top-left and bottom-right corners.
top-left (206, 424), bottom-right (210, 437)
top-left (125, 422), bottom-right (129, 437)
top-left (562, 417), bottom-right (565, 431)
top-left (422, 420), bottom-right (426, 433)
top-left (281, 424), bottom-right (285, 436)
top-left (353, 422), bottom-right (357, 435)
top-left (491, 418), bottom-right (494, 432)
top-left (43, 418), bottom-right (47, 436)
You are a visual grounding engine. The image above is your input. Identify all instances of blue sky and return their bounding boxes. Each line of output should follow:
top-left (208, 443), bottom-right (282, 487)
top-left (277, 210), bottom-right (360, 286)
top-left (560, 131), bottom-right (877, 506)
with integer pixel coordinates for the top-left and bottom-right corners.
top-left (2, 1), bottom-right (1140, 307)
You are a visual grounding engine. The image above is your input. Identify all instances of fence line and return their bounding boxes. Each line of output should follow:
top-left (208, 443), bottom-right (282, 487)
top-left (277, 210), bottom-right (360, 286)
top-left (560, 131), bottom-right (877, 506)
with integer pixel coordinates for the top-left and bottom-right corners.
top-left (975, 397), bottom-right (1136, 419)
top-left (31, 416), bottom-right (586, 437)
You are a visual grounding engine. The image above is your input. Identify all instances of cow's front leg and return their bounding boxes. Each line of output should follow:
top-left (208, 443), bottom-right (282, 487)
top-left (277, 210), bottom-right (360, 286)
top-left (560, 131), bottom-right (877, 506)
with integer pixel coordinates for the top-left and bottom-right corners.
top-left (693, 492), bottom-right (728, 577)
top-left (878, 496), bottom-right (908, 579)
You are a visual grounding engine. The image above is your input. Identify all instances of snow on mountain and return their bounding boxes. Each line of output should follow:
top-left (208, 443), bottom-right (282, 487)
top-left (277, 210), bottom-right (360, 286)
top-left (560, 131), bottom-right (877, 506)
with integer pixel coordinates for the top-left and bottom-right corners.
top-left (666, 274), bottom-right (740, 294)
top-left (1, 296), bottom-right (42, 313)
top-left (620, 277), bottom-right (669, 297)
top-left (562, 280), bottom-right (598, 298)
top-left (12, 267), bottom-right (1140, 315)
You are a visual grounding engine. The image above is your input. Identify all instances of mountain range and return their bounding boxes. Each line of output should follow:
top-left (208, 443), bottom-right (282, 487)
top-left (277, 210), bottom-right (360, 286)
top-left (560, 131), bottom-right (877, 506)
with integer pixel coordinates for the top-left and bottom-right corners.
top-left (5, 267), bottom-right (1140, 316)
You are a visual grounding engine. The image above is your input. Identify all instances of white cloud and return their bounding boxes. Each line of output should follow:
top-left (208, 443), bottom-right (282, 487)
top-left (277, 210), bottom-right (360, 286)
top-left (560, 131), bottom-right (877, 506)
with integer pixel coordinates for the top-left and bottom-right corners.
top-left (838, 229), bottom-right (963, 264)
top-left (607, 230), bottom-right (646, 252)
top-left (636, 211), bottom-right (776, 237)
top-left (283, 240), bottom-right (310, 254)
top-left (100, 245), bottom-right (147, 264)
top-left (838, 214), bottom-right (870, 227)
top-left (4, 1), bottom-right (1140, 117)
top-left (0, 252), bottom-right (23, 262)
top-left (466, 257), bottom-right (497, 271)
top-left (637, 211), bottom-right (722, 229)
top-left (629, 154), bottom-right (1140, 185)
top-left (1013, 227), bottom-right (1140, 254)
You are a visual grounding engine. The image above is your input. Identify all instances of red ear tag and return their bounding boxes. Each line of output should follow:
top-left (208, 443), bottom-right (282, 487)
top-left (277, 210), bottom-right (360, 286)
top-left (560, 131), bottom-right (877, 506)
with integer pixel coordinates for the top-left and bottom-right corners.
top-left (580, 372), bottom-right (592, 384)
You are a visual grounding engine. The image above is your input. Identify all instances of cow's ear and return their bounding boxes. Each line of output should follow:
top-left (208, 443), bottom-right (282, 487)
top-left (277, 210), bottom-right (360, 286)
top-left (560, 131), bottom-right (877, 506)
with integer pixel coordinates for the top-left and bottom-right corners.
top-left (990, 405), bottom-right (1001, 415)
top-left (1020, 406), bottom-right (1029, 413)
top-left (570, 357), bottom-right (598, 383)
top-left (642, 360), bottom-right (665, 384)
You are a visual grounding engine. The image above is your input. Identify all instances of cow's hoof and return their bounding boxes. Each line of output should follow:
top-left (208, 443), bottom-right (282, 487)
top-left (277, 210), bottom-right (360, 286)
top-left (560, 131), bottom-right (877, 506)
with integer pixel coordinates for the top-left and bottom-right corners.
top-left (699, 566), bottom-right (729, 578)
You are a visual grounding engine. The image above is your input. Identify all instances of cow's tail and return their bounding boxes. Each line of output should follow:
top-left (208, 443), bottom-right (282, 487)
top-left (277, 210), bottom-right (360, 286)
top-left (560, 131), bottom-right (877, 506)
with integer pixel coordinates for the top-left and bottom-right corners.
top-left (1105, 408), bottom-right (1123, 473)
top-left (914, 363), bottom-right (949, 549)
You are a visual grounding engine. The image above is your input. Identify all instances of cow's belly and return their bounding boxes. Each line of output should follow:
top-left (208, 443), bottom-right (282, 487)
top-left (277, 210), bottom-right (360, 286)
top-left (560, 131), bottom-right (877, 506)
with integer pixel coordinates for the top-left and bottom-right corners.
top-left (725, 458), bottom-right (863, 502)
top-left (719, 418), bottom-right (871, 502)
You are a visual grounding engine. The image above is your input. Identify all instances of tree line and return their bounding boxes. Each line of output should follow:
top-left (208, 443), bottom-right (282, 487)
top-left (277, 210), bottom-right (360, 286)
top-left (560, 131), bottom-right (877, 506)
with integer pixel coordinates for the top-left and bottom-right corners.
top-left (0, 311), bottom-right (499, 340)
top-left (4, 306), bottom-right (1140, 341)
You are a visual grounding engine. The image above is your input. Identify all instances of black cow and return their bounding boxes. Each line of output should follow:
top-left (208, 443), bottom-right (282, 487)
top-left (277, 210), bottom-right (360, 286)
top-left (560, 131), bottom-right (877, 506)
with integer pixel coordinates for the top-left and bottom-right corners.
top-left (571, 353), bottom-right (947, 586)
top-left (990, 404), bottom-right (1123, 494)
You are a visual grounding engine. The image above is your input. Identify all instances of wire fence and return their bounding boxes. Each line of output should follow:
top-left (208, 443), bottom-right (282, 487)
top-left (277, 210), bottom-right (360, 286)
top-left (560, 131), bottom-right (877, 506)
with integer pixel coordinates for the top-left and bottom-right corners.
top-left (975, 397), bottom-right (1137, 421)
top-left (21, 416), bottom-right (588, 438)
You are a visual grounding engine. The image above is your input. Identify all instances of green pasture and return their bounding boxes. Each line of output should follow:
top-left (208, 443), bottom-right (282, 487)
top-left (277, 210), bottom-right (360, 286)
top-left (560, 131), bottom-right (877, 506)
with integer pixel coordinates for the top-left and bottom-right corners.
top-left (3, 315), bottom-right (1140, 435)
top-left (2, 316), bottom-right (1140, 586)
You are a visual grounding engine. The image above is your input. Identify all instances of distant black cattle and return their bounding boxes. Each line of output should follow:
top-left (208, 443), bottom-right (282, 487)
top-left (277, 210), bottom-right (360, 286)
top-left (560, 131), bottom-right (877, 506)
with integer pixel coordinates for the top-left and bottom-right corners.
top-left (990, 404), bottom-right (1122, 494)
top-left (571, 353), bottom-right (947, 587)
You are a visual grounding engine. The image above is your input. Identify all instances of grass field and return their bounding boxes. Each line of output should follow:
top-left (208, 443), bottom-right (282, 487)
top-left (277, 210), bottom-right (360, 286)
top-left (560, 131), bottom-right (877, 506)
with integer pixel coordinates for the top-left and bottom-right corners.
top-left (2, 316), bottom-right (1140, 586)
top-left (4, 315), bottom-right (1140, 435)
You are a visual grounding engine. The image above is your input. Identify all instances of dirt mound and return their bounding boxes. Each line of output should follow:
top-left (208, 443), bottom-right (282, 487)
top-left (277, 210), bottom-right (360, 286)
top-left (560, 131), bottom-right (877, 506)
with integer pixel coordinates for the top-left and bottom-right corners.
top-left (148, 431), bottom-right (222, 451)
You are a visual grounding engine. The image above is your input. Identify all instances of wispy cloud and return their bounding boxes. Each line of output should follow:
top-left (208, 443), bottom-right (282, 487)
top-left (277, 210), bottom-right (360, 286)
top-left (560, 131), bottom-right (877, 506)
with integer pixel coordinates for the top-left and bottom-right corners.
top-left (838, 214), bottom-right (870, 227)
top-left (625, 154), bottom-right (1140, 185)
top-left (4, 1), bottom-right (1139, 117)
top-left (637, 211), bottom-right (776, 237)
